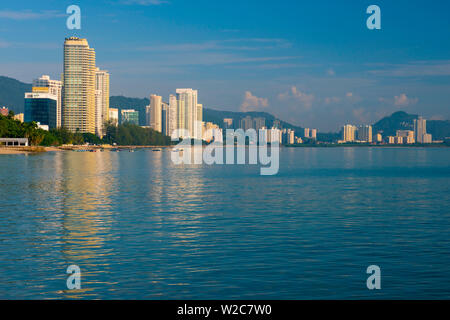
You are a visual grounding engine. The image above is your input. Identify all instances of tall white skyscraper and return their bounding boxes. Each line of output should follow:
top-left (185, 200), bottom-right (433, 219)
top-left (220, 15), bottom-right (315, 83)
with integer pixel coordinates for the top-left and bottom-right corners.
top-left (168, 94), bottom-right (178, 138)
top-left (33, 75), bottom-right (62, 128)
top-left (150, 94), bottom-right (162, 133)
top-left (414, 117), bottom-right (427, 143)
top-left (176, 88), bottom-right (198, 139)
top-left (63, 37), bottom-right (96, 134)
top-left (342, 124), bottom-right (357, 142)
top-left (94, 68), bottom-right (110, 137)
top-left (311, 129), bottom-right (317, 140)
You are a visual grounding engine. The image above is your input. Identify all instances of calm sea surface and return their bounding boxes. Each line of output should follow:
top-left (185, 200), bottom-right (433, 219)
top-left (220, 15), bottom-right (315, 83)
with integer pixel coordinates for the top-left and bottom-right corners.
top-left (0, 147), bottom-right (449, 299)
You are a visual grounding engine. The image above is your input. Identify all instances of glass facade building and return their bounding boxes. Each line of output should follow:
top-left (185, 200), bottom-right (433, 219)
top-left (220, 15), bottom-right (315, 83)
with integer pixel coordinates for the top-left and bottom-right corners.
top-left (24, 93), bottom-right (57, 129)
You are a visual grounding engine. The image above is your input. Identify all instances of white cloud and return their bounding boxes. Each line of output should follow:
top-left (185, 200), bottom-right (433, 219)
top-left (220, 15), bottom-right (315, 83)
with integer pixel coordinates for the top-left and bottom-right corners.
top-left (0, 10), bottom-right (65, 20)
top-left (278, 86), bottom-right (314, 109)
top-left (394, 93), bottom-right (418, 107)
top-left (368, 60), bottom-right (450, 77)
top-left (240, 91), bottom-right (269, 112)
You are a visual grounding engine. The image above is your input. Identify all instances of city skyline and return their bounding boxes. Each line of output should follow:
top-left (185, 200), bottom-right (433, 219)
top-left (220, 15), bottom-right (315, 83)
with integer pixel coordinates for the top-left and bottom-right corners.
top-left (0, 0), bottom-right (449, 131)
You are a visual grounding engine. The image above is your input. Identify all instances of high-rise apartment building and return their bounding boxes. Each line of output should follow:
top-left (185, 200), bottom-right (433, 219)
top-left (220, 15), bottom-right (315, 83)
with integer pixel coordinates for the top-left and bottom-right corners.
top-left (168, 94), bottom-right (178, 138)
top-left (342, 124), bottom-right (357, 142)
top-left (63, 37), bottom-right (96, 134)
top-left (304, 128), bottom-right (310, 138)
top-left (176, 89), bottom-right (198, 138)
top-left (95, 68), bottom-right (110, 136)
top-left (311, 129), bottom-right (317, 140)
top-left (33, 75), bottom-right (62, 128)
top-left (150, 94), bottom-right (162, 133)
top-left (414, 117), bottom-right (427, 143)
top-left (358, 125), bottom-right (372, 143)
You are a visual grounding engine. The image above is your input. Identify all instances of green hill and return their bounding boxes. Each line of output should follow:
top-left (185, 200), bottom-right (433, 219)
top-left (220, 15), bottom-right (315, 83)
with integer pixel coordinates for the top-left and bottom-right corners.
top-left (0, 76), bottom-right (31, 114)
top-left (373, 111), bottom-right (450, 140)
top-left (110, 95), bottom-right (150, 126)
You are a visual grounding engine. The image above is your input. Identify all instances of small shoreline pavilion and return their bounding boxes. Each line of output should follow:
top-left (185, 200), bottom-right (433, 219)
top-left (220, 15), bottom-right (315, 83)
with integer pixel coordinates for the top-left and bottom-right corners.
top-left (0, 138), bottom-right (29, 146)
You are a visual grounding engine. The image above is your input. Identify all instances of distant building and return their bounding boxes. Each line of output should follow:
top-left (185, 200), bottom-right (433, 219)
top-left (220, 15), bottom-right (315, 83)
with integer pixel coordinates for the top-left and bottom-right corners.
top-left (37, 123), bottom-right (49, 131)
top-left (109, 108), bottom-right (119, 126)
top-left (414, 117), bottom-right (427, 143)
top-left (0, 107), bottom-right (9, 116)
top-left (203, 122), bottom-right (221, 142)
top-left (176, 88), bottom-right (199, 139)
top-left (95, 68), bottom-right (110, 137)
top-left (342, 124), bottom-right (357, 142)
top-left (13, 113), bottom-right (24, 122)
top-left (162, 102), bottom-right (169, 136)
top-left (223, 118), bottom-right (233, 129)
top-left (358, 125), bottom-right (372, 143)
top-left (197, 104), bottom-right (203, 122)
top-left (121, 109), bottom-right (139, 125)
top-left (145, 105), bottom-right (151, 126)
top-left (272, 120), bottom-right (281, 129)
top-left (239, 116), bottom-right (253, 131)
top-left (33, 75), bottom-right (62, 128)
top-left (396, 130), bottom-right (415, 144)
top-left (253, 117), bottom-right (265, 131)
top-left (168, 95), bottom-right (178, 138)
top-left (311, 129), bottom-right (317, 140)
top-left (150, 95), bottom-right (162, 133)
top-left (423, 133), bottom-right (432, 143)
top-left (287, 129), bottom-right (295, 144)
top-left (394, 136), bottom-right (404, 144)
top-left (304, 128), bottom-right (310, 138)
top-left (376, 133), bottom-right (383, 143)
top-left (387, 136), bottom-right (395, 144)
top-left (24, 92), bottom-right (58, 129)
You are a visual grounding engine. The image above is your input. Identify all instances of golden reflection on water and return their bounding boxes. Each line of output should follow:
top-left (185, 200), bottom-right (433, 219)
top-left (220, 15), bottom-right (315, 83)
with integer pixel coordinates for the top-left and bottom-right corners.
top-left (56, 151), bottom-right (118, 298)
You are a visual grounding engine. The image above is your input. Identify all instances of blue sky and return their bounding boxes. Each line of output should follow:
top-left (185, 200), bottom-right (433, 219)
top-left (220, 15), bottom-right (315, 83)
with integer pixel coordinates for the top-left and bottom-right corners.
top-left (0, 0), bottom-right (449, 131)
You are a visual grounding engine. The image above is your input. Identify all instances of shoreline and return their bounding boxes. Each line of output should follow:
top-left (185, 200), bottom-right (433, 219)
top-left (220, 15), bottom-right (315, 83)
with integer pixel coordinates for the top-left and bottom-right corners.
top-left (2, 143), bottom-right (449, 155)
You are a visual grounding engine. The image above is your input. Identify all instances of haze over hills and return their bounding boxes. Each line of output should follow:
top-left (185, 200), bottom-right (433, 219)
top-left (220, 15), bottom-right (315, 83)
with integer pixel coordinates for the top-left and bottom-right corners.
top-left (1, 75), bottom-right (449, 140)
top-left (0, 76), bottom-right (32, 114)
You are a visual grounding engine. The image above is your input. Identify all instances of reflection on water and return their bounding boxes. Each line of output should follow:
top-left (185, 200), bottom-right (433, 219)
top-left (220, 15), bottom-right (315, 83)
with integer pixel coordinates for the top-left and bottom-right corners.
top-left (0, 148), bottom-right (449, 299)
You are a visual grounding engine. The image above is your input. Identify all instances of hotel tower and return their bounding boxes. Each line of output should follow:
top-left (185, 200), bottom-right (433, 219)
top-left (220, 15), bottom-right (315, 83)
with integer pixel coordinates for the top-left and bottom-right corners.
top-left (63, 37), bottom-right (96, 134)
